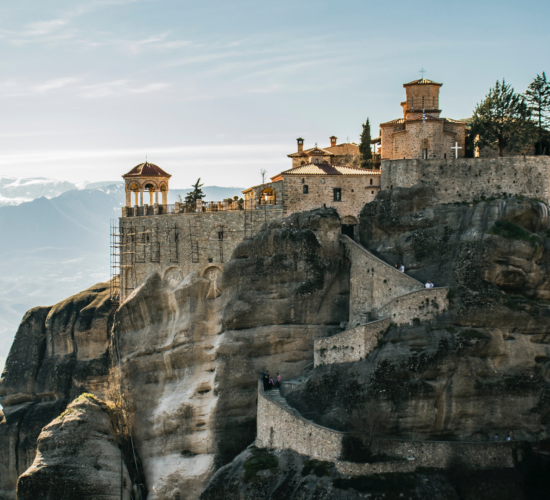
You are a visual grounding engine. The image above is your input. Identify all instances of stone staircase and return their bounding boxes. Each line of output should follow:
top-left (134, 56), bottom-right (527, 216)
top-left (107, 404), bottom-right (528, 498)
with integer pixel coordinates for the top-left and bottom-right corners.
top-left (266, 388), bottom-right (301, 416)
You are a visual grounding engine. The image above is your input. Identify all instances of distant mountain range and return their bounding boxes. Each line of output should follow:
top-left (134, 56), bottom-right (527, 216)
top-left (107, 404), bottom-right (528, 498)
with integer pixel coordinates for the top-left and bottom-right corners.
top-left (0, 178), bottom-right (244, 372)
top-left (0, 177), bottom-right (245, 206)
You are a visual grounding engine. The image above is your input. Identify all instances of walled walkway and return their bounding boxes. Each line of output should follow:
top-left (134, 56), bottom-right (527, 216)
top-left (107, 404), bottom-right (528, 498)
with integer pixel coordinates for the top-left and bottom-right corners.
top-left (256, 381), bottom-right (517, 475)
top-left (313, 236), bottom-right (449, 366)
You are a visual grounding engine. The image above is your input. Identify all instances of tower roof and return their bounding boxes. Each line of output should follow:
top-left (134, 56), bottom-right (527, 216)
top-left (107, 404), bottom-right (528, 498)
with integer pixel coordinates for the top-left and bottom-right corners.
top-left (403, 78), bottom-right (442, 87)
top-left (122, 162), bottom-right (171, 178)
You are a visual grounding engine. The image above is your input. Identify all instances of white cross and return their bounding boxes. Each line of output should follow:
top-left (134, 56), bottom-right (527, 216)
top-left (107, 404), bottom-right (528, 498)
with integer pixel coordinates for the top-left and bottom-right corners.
top-left (451, 142), bottom-right (462, 158)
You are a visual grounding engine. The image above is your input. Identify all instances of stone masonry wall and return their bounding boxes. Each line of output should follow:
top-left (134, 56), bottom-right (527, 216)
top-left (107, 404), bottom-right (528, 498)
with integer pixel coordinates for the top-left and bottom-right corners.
top-left (283, 174), bottom-right (380, 220)
top-left (381, 157), bottom-right (550, 204)
top-left (341, 235), bottom-right (423, 326)
top-left (119, 208), bottom-right (283, 301)
top-left (314, 318), bottom-right (391, 367)
top-left (256, 381), bottom-right (345, 461)
top-left (257, 382), bottom-right (516, 472)
top-left (374, 287), bottom-right (449, 325)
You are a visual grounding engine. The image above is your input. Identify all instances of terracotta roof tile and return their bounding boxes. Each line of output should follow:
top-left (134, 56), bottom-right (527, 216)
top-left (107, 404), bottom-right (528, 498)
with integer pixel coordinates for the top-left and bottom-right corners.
top-left (288, 142), bottom-right (359, 157)
top-left (272, 163), bottom-right (380, 179)
top-left (123, 162), bottom-right (171, 178)
top-left (403, 78), bottom-right (442, 87)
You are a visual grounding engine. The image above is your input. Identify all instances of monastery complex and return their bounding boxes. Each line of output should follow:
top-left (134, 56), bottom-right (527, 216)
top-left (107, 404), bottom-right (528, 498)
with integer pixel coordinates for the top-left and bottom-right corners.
top-left (114, 77), bottom-right (550, 301)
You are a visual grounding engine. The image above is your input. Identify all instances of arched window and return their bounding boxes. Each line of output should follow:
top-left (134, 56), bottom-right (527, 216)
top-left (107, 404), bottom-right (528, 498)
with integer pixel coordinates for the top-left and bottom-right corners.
top-left (303, 185), bottom-right (309, 194)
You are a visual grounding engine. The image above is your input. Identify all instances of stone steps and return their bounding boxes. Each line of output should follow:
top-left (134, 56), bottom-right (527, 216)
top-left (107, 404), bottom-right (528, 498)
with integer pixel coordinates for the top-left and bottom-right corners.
top-left (266, 389), bottom-right (317, 422)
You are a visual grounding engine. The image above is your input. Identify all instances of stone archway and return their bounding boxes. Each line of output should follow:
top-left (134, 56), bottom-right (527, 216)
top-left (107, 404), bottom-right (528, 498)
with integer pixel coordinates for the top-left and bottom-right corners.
top-left (202, 265), bottom-right (223, 299)
top-left (341, 215), bottom-right (358, 239)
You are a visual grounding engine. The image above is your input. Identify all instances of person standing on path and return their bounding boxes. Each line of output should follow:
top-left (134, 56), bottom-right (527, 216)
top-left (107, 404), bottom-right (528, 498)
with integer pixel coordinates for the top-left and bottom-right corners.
top-left (276, 373), bottom-right (281, 389)
top-left (399, 264), bottom-right (405, 273)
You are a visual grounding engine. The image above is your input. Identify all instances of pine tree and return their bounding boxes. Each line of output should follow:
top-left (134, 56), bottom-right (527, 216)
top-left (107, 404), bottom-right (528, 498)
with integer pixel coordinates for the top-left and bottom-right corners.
top-left (185, 178), bottom-right (206, 203)
top-left (359, 118), bottom-right (373, 168)
top-left (471, 79), bottom-right (534, 156)
top-left (525, 72), bottom-right (550, 155)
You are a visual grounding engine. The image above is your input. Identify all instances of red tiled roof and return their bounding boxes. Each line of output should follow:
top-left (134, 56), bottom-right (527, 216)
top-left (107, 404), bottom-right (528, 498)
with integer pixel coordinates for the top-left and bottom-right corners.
top-left (122, 162), bottom-right (171, 178)
top-left (403, 78), bottom-right (442, 87)
top-left (288, 142), bottom-right (358, 158)
top-left (271, 163), bottom-right (380, 180)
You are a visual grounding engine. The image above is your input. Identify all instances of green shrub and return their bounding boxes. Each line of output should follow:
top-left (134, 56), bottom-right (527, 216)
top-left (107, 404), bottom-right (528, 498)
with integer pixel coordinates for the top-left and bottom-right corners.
top-left (301, 459), bottom-right (334, 477)
top-left (243, 447), bottom-right (278, 483)
top-left (489, 220), bottom-right (539, 247)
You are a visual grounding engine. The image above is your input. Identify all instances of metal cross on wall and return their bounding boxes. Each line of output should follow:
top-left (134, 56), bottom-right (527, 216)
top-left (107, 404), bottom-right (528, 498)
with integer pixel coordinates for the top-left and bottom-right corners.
top-left (419, 68), bottom-right (426, 78)
top-left (451, 142), bottom-right (462, 158)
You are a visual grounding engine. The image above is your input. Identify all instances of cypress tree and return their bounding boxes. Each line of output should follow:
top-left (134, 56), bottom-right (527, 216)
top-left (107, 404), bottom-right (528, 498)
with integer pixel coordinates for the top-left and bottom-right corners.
top-left (359, 118), bottom-right (373, 168)
top-left (525, 72), bottom-right (550, 155)
top-left (185, 178), bottom-right (206, 203)
top-left (471, 79), bottom-right (534, 157)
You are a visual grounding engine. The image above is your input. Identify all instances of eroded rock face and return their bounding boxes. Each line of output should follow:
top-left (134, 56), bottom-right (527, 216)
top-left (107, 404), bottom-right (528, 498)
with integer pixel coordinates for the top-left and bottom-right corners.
top-left (286, 191), bottom-right (550, 441)
top-left (116, 208), bottom-right (348, 499)
top-left (17, 394), bottom-right (132, 500)
top-left (0, 282), bottom-right (115, 500)
top-left (1, 208), bottom-right (349, 500)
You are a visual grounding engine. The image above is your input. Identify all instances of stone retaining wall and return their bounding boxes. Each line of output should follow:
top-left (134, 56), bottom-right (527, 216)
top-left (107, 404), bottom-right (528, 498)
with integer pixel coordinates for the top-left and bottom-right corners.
top-left (314, 318), bottom-right (391, 367)
top-left (374, 287), bottom-right (449, 325)
top-left (256, 382), bottom-right (517, 473)
top-left (341, 235), bottom-right (423, 326)
top-left (381, 157), bottom-right (550, 205)
top-left (256, 381), bottom-right (345, 461)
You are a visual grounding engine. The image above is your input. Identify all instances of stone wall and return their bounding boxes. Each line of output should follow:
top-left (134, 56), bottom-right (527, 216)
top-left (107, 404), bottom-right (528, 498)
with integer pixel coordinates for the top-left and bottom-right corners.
top-left (341, 235), bottom-right (423, 326)
top-left (257, 382), bottom-right (517, 472)
top-left (282, 174), bottom-right (380, 220)
top-left (119, 208), bottom-right (283, 301)
top-left (381, 157), bottom-right (550, 204)
top-left (256, 381), bottom-right (345, 461)
top-left (374, 287), bottom-right (449, 325)
top-left (314, 318), bottom-right (391, 367)
top-left (335, 440), bottom-right (516, 476)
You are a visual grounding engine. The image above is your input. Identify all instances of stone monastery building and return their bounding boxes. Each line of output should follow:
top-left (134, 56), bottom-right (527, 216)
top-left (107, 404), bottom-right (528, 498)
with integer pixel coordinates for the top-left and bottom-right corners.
top-left (377, 78), bottom-right (466, 160)
top-left (115, 76), bottom-right (549, 302)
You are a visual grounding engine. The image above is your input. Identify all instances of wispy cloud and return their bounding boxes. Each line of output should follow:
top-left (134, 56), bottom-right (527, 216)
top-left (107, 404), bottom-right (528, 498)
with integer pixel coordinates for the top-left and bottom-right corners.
top-left (35, 77), bottom-right (80, 92)
top-left (80, 79), bottom-right (170, 98)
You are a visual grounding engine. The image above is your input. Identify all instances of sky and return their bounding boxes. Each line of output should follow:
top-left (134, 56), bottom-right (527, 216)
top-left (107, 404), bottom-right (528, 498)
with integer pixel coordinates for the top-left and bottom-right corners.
top-left (0, 0), bottom-right (549, 189)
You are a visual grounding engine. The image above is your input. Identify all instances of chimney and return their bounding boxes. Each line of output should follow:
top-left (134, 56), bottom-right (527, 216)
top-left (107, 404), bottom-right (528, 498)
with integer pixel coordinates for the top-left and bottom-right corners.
top-left (297, 137), bottom-right (304, 153)
top-left (330, 136), bottom-right (337, 147)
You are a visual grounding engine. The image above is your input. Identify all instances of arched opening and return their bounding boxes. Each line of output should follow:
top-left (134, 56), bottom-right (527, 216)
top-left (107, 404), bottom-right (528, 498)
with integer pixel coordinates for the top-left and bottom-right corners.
top-left (160, 183), bottom-right (168, 205)
top-left (341, 215), bottom-right (358, 239)
top-left (259, 187), bottom-right (276, 205)
top-left (303, 185), bottom-right (309, 194)
top-left (128, 182), bottom-right (140, 206)
top-left (144, 183), bottom-right (156, 205)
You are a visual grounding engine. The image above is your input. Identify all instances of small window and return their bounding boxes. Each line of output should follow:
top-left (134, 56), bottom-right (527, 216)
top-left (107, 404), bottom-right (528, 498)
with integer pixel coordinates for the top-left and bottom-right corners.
top-left (444, 153), bottom-right (447, 159)
top-left (208, 257), bottom-right (213, 263)
top-left (333, 188), bottom-right (342, 202)
top-left (411, 97), bottom-right (414, 108)
top-left (315, 159), bottom-right (319, 163)
top-left (301, 161), bottom-right (305, 165)
top-left (371, 191), bottom-right (374, 194)
top-left (422, 96), bottom-right (425, 108)
top-left (321, 178), bottom-right (325, 184)
top-left (302, 178), bottom-right (305, 184)
top-left (303, 185), bottom-right (309, 194)
top-left (433, 97), bottom-right (435, 108)
top-left (218, 231), bottom-right (224, 240)
top-left (370, 179), bottom-right (373, 185)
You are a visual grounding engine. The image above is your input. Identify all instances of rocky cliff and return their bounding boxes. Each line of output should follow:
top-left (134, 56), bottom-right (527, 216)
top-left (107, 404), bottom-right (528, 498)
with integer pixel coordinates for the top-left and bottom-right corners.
top-left (286, 190), bottom-right (550, 442)
top-left (2, 191), bottom-right (550, 500)
top-left (0, 208), bottom-right (349, 500)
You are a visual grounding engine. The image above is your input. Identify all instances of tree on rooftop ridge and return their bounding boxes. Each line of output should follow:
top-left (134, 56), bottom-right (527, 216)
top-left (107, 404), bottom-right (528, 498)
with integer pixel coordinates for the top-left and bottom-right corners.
top-left (185, 178), bottom-right (205, 203)
top-left (359, 118), bottom-right (373, 168)
top-left (525, 72), bottom-right (550, 155)
top-left (471, 79), bottom-right (535, 157)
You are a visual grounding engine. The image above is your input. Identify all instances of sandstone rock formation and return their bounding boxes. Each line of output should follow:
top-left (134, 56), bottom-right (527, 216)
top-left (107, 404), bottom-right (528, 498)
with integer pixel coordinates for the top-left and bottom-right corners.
top-left (0, 208), bottom-right (350, 499)
top-left (0, 282), bottom-right (115, 500)
top-left (17, 394), bottom-right (132, 500)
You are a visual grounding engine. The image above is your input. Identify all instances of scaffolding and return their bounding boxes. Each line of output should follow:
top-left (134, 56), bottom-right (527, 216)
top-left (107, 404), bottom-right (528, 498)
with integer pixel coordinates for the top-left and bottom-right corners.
top-left (110, 219), bottom-right (121, 304)
top-left (188, 220), bottom-right (200, 263)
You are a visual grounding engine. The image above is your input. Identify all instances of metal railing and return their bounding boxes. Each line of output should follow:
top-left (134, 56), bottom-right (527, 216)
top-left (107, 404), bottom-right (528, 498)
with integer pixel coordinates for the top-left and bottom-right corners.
top-left (123, 199), bottom-right (282, 217)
